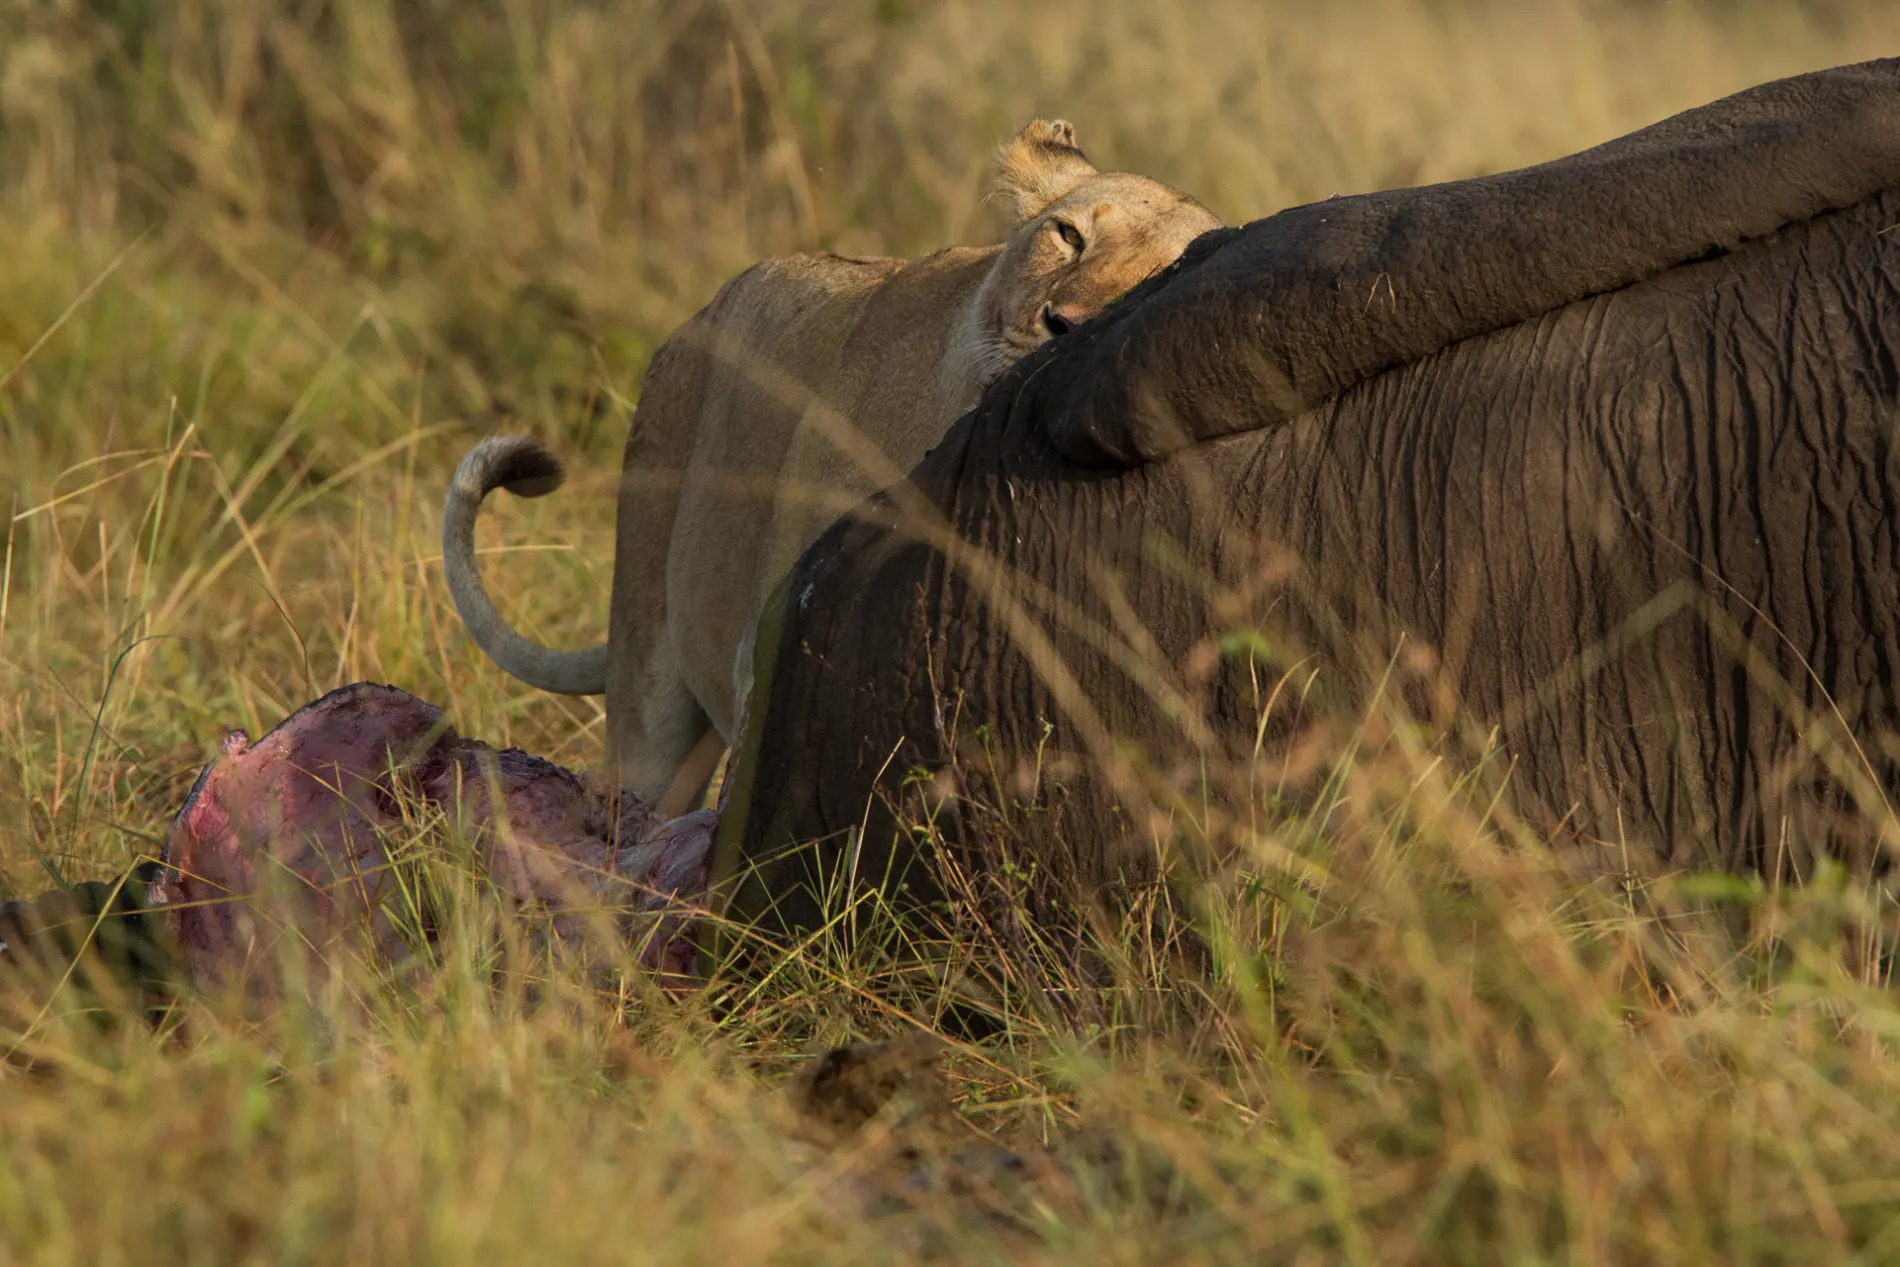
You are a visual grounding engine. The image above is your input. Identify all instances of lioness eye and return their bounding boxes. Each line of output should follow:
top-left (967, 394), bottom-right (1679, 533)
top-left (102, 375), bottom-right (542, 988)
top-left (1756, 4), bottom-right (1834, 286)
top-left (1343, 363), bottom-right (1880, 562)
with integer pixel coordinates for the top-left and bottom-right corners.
top-left (1055, 221), bottom-right (1085, 252)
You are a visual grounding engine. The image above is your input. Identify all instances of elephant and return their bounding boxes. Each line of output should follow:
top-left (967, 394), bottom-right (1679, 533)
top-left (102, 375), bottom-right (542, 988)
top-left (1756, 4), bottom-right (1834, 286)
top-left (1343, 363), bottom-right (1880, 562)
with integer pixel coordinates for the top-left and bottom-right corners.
top-left (705, 58), bottom-right (1900, 946)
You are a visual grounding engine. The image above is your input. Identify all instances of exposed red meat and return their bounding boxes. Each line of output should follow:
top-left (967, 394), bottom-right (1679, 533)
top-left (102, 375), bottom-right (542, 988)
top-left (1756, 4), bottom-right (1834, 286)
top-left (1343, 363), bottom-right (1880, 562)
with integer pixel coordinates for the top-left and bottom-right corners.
top-left (150, 682), bottom-right (712, 989)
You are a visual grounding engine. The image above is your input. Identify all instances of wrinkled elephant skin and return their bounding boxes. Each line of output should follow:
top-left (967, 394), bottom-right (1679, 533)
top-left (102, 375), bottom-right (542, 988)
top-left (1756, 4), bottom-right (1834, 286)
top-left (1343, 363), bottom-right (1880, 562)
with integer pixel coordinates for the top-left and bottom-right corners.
top-left (714, 58), bottom-right (1900, 942)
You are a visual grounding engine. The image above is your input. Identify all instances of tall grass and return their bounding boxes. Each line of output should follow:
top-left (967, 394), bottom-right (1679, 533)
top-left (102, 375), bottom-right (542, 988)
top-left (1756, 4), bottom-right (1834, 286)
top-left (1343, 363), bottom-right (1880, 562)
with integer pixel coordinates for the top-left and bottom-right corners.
top-left (5, 0), bottom-right (1900, 1261)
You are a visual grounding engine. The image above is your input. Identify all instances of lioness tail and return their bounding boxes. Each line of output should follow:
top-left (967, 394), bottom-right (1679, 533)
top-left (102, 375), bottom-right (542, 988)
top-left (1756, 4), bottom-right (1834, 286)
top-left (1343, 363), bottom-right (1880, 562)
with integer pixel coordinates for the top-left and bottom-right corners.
top-left (442, 435), bottom-right (610, 695)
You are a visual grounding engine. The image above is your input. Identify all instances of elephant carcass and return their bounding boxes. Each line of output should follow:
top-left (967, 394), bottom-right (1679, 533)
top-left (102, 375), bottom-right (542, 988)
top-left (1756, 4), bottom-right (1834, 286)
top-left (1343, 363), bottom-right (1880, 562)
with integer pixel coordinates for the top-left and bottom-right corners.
top-left (712, 59), bottom-right (1900, 942)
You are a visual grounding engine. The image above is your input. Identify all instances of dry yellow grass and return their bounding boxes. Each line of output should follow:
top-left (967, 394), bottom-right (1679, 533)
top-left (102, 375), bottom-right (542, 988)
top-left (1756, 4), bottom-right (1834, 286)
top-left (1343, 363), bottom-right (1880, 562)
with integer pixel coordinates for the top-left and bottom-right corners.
top-left (6, 1), bottom-right (1900, 1261)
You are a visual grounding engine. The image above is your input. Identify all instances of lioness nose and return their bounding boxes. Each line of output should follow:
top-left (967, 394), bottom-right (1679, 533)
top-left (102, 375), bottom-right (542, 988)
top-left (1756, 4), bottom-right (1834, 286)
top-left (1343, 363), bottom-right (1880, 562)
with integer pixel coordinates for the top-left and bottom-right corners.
top-left (1040, 303), bottom-right (1090, 338)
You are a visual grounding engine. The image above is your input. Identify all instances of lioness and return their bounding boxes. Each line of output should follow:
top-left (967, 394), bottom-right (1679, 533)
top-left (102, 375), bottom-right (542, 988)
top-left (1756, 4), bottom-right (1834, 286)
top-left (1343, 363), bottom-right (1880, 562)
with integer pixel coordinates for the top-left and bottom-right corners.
top-left (444, 119), bottom-right (1220, 813)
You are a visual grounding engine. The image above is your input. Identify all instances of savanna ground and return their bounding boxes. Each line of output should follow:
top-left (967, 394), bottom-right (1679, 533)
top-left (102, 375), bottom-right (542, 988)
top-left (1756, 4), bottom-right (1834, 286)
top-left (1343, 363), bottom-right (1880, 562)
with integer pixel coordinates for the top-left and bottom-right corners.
top-left (6, 1), bottom-right (1900, 1261)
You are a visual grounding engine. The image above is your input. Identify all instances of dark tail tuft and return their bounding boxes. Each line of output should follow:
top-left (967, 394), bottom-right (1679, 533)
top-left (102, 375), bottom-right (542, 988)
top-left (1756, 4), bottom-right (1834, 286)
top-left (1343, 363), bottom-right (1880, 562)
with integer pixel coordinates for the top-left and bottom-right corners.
top-left (482, 435), bottom-right (566, 499)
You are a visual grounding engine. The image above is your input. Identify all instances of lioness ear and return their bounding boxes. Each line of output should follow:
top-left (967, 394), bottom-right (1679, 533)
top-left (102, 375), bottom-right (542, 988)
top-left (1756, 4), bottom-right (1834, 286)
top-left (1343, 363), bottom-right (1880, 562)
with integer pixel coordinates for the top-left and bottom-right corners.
top-left (991, 118), bottom-right (1097, 221)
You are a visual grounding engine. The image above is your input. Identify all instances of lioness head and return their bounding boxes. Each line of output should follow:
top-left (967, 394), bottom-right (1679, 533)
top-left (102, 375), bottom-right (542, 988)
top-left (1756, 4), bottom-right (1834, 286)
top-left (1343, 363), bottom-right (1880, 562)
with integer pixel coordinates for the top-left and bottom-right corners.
top-left (972, 118), bottom-right (1221, 377)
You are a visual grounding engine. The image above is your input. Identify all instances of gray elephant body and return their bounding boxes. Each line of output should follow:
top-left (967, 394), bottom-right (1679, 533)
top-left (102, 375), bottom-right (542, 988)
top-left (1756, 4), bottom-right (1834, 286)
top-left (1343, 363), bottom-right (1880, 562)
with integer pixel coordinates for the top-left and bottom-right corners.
top-left (711, 61), bottom-right (1900, 937)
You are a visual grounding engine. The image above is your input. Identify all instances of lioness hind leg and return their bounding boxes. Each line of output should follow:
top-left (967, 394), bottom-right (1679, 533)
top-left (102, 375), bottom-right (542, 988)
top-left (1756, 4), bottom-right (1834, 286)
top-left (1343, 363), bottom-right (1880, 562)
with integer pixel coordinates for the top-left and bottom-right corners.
top-left (606, 673), bottom-right (720, 816)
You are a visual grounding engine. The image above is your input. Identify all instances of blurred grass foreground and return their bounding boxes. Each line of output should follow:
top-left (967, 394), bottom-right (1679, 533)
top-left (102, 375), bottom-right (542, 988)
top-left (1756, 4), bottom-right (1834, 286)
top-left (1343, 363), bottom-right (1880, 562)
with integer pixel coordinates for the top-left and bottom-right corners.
top-left (7, 1), bottom-right (1900, 1261)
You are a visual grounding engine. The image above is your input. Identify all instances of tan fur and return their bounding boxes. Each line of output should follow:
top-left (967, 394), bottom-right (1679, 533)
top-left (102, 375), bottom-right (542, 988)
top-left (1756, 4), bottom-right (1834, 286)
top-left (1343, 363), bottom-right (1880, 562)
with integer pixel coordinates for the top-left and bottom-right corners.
top-left (442, 120), bottom-right (1221, 812)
